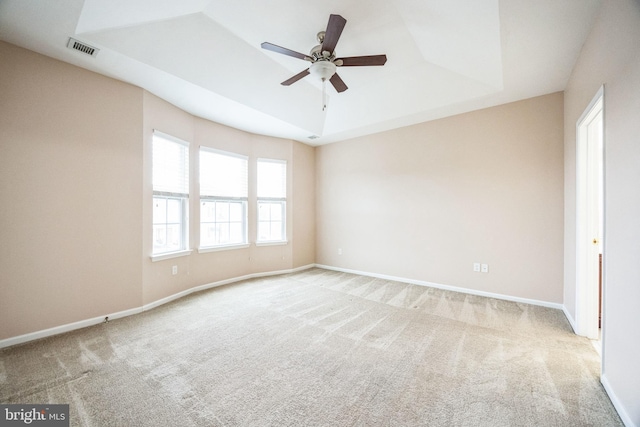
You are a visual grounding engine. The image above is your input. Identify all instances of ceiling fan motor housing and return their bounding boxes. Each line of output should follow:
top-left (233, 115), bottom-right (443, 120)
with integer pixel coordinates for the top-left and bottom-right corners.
top-left (261, 14), bottom-right (386, 92)
top-left (310, 44), bottom-right (335, 61)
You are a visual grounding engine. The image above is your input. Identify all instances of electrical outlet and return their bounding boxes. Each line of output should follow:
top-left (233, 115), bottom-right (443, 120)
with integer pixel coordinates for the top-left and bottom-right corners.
top-left (172, 265), bottom-right (178, 275)
top-left (338, 248), bottom-right (343, 255)
top-left (473, 263), bottom-right (481, 272)
top-left (481, 264), bottom-right (489, 273)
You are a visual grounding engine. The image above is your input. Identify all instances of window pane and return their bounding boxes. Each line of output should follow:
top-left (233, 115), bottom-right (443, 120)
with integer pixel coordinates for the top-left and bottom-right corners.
top-left (270, 203), bottom-right (282, 221)
top-left (198, 149), bottom-right (248, 249)
top-left (258, 202), bottom-right (270, 221)
top-left (216, 202), bottom-right (229, 222)
top-left (200, 224), bottom-right (216, 247)
top-left (257, 159), bottom-right (286, 198)
top-left (229, 223), bottom-right (243, 243)
top-left (152, 133), bottom-right (189, 255)
top-left (270, 221), bottom-right (283, 241)
top-left (166, 198), bottom-right (182, 223)
top-left (153, 224), bottom-right (166, 248)
top-left (218, 223), bottom-right (229, 244)
top-left (258, 221), bottom-right (270, 241)
top-left (229, 202), bottom-right (243, 221)
top-left (153, 134), bottom-right (189, 194)
top-left (200, 149), bottom-right (248, 198)
top-left (199, 200), bottom-right (247, 248)
top-left (257, 201), bottom-right (285, 242)
top-left (257, 160), bottom-right (285, 244)
top-left (201, 201), bottom-right (215, 222)
top-left (153, 198), bottom-right (167, 225)
top-left (166, 224), bottom-right (182, 251)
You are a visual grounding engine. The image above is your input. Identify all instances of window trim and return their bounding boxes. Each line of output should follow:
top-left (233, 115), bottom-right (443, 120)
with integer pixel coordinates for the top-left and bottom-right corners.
top-left (198, 243), bottom-right (250, 254)
top-left (255, 240), bottom-right (288, 247)
top-left (151, 249), bottom-right (193, 262)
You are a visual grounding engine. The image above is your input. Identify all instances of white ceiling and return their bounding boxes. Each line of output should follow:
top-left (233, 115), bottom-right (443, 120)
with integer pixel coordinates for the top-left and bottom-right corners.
top-left (0, 0), bottom-right (601, 145)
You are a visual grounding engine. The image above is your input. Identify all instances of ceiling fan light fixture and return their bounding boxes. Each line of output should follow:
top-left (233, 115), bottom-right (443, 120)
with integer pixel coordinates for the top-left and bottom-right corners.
top-left (309, 60), bottom-right (336, 81)
top-left (261, 13), bottom-right (386, 96)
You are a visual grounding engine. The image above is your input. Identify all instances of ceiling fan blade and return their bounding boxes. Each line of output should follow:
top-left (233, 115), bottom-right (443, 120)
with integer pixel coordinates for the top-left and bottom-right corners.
top-left (336, 55), bottom-right (387, 67)
top-left (261, 42), bottom-right (309, 60)
top-left (281, 69), bottom-right (310, 86)
top-left (322, 14), bottom-right (347, 53)
top-left (329, 73), bottom-right (348, 93)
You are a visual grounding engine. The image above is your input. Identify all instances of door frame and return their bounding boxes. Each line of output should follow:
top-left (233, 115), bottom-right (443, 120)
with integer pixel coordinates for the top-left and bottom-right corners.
top-left (575, 85), bottom-right (604, 341)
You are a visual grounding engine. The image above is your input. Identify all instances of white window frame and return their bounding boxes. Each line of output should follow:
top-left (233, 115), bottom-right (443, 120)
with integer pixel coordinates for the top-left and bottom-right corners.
top-left (151, 131), bottom-right (191, 260)
top-left (257, 158), bottom-right (287, 245)
top-left (198, 147), bottom-right (249, 252)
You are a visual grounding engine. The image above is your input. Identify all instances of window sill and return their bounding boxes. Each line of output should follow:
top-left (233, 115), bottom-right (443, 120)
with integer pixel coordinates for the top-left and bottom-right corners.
top-left (151, 249), bottom-right (193, 262)
top-left (198, 243), bottom-right (250, 254)
top-left (255, 240), bottom-right (288, 247)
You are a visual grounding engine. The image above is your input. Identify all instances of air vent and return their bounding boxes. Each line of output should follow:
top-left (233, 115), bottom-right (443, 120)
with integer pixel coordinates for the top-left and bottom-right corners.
top-left (308, 135), bottom-right (320, 140)
top-left (66, 38), bottom-right (99, 57)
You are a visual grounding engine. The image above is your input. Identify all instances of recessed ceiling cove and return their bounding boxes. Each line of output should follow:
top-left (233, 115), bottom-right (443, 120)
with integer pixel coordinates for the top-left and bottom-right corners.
top-left (0, 0), bottom-right (601, 144)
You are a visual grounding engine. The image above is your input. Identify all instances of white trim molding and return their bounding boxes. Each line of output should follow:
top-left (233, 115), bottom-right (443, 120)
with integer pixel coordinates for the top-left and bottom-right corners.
top-left (198, 243), bottom-right (250, 254)
top-left (0, 306), bottom-right (143, 350)
top-left (255, 240), bottom-right (288, 247)
top-left (0, 264), bottom-right (315, 350)
top-left (601, 374), bottom-right (637, 427)
top-left (314, 264), bottom-right (564, 310)
top-left (151, 249), bottom-right (193, 262)
top-left (142, 263), bottom-right (312, 312)
top-left (562, 305), bottom-right (578, 333)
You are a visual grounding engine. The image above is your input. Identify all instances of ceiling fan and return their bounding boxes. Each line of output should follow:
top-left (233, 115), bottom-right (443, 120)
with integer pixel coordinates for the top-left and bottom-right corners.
top-left (261, 14), bottom-right (387, 104)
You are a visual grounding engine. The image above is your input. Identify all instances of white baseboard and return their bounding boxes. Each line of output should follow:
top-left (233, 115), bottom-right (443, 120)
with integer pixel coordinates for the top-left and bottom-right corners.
top-left (562, 305), bottom-right (578, 333)
top-left (314, 264), bottom-right (564, 310)
top-left (0, 264), bottom-right (315, 349)
top-left (0, 306), bottom-right (143, 350)
top-left (602, 374), bottom-right (637, 427)
top-left (143, 264), bottom-right (314, 311)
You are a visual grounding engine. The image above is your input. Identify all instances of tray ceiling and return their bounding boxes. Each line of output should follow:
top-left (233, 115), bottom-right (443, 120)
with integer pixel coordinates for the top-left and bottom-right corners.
top-left (0, 0), bottom-right (601, 145)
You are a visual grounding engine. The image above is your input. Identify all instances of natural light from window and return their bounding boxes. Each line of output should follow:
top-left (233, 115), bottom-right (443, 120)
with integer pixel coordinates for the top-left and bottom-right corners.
top-left (257, 159), bottom-right (286, 243)
top-left (199, 148), bottom-right (248, 249)
top-left (152, 132), bottom-right (189, 255)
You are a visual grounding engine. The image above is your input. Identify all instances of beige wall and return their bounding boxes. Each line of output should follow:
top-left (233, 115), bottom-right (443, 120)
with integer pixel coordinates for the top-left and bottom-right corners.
top-left (292, 142), bottom-right (316, 268)
top-left (0, 42), bottom-right (316, 342)
top-left (317, 93), bottom-right (564, 303)
top-left (0, 41), bottom-right (144, 339)
top-left (563, 0), bottom-right (640, 423)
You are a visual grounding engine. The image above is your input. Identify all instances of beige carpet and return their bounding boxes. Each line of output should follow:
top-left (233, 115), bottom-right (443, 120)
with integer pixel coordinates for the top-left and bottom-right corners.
top-left (0, 268), bottom-right (622, 426)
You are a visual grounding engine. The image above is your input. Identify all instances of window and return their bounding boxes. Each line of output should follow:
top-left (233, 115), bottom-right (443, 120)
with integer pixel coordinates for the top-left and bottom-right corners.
top-left (257, 159), bottom-right (286, 243)
top-left (199, 148), bottom-right (248, 249)
top-left (152, 132), bottom-right (189, 256)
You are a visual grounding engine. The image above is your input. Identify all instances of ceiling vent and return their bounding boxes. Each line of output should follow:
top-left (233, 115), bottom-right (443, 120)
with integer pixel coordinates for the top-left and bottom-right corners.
top-left (66, 38), bottom-right (99, 57)
top-left (308, 135), bottom-right (320, 140)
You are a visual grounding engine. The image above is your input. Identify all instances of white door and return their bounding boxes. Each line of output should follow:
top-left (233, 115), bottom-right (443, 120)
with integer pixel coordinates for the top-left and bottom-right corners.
top-left (576, 87), bottom-right (604, 340)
